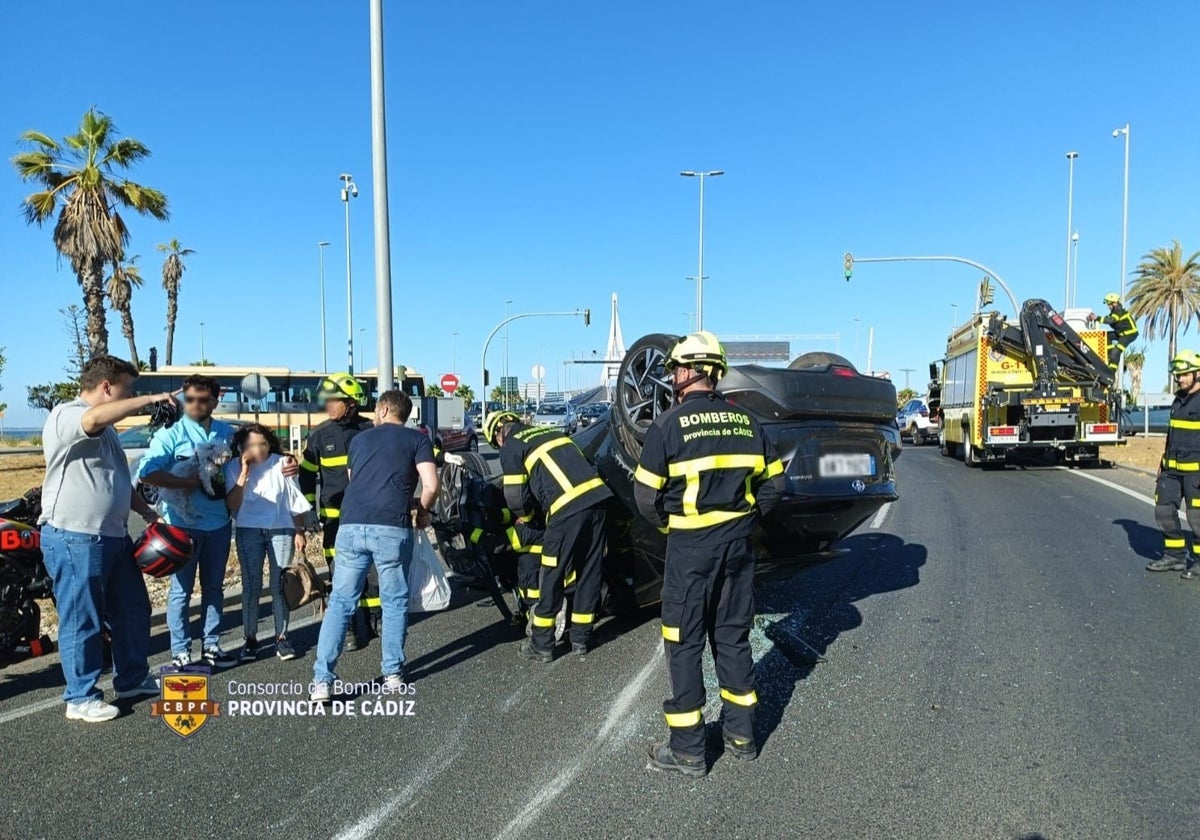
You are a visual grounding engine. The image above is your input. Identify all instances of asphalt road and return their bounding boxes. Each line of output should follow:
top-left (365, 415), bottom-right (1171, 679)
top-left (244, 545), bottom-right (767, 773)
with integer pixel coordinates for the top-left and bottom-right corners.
top-left (1, 446), bottom-right (1197, 839)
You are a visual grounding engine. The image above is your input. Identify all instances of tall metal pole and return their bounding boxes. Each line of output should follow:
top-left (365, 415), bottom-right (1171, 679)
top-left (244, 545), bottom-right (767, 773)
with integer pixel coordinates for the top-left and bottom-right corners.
top-left (452, 331), bottom-right (459, 373)
top-left (199, 322), bottom-right (205, 364)
top-left (1071, 231), bottom-right (1080, 308)
top-left (318, 241), bottom-right (330, 372)
top-left (340, 173), bottom-right (357, 374)
top-left (696, 174), bottom-right (705, 330)
top-left (1114, 123), bottom-right (1131, 391)
top-left (1065, 151), bottom-right (1078, 310)
top-left (370, 0), bottom-right (395, 392)
top-left (504, 299), bottom-right (512, 408)
top-left (950, 304), bottom-right (958, 332)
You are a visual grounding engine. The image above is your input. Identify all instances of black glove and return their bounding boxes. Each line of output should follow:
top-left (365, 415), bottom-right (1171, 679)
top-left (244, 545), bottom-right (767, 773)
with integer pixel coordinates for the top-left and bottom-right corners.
top-left (148, 398), bottom-right (182, 431)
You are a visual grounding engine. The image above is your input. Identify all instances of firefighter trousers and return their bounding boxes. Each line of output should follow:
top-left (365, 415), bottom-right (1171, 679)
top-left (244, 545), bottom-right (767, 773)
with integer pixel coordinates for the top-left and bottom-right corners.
top-left (323, 519), bottom-right (380, 635)
top-left (530, 506), bottom-right (605, 650)
top-left (1107, 343), bottom-right (1126, 371)
top-left (1154, 470), bottom-right (1200, 566)
top-left (660, 537), bottom-right (757, 760)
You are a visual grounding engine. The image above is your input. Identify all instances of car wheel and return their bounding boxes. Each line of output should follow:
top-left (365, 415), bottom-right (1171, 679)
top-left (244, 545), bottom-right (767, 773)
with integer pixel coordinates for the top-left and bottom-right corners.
top-left (138, 482), bottom-right (160, 506)
top-left (964, 442), bottom-right (980, 468)
top-left (613, 332), bottom-right (679, 465)
top-left (910, 425), bottom-right (923, 446)
top-left (939, 433), bottom-right (958, 458)
top-left (468, 435), bottom-right (479, 453)
top-left (788, 351), bottom-right (857, 371)
top-left (457, 451), bottom-right (490, 478)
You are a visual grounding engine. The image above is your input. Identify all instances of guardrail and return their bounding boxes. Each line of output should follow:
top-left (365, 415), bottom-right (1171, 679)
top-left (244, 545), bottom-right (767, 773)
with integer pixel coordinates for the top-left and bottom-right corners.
top-left (0, 447), bottom-right (42, 457)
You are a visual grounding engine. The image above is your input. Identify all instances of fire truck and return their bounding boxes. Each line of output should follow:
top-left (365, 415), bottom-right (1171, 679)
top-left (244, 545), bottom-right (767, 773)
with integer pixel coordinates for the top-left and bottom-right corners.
top-left (930, 299), bottom-right (1124, 467)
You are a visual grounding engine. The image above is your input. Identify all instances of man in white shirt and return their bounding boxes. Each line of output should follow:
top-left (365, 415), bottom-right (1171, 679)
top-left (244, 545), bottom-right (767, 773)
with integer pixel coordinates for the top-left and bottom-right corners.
top-left (39, 356), bottom-right (175, 723)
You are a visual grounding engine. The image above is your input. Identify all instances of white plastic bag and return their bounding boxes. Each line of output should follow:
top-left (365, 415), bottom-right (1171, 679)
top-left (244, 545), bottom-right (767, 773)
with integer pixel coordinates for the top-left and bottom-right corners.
top-left (408, 528), bottom-right (451, 613)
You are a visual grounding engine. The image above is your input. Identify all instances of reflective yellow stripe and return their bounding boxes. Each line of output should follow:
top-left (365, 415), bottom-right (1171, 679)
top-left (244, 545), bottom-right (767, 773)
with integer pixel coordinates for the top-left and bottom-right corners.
top-left (523, 437), bottom-right (573, 474)
top-left (1169, 419), bottom-right (1200, 430)
top-left (668, 509), bottom-right (753, 530)
top-left (548, 476), bottom-right (605, 518)
top-left (570, 612), bottom-right (593, 624)
top-left (634, 465), bottom-right (667, 489)
top-left (764, 458), bottom-right (784, 478)
top-left (503, 473), bottom-right (527, 485)
top-left (319, 455), bottom-right (348, 468)
top-left (1119, 327), bottom-right (1139, 336)
top-left (470, 528), bottom-right (484, 544)
top-left (299, 459), bottom-right (319, 473)
top-left (564, 569), bottom-right (576, 586)
top-left (501, 509), bottom-right (514, 524)
top-left (664, 709), bottom-right (702, 728)
top-left (1165, 538), bottom-right (1186, 548)
top-left (668, 454), bottom-right (766, 517)
top-left (320, 507), bottom-right (341, 519)
top-left (522, 587), bottom-right (540, 599)
top-left (541, 554), bottom-right (557, 568)
top-left (529, 545), bottom-right (543, 555)
top-left (743, 475), bottom-right (756, 510)
top-left (1167, 459), bottom-right (1200, 472)
top-left (657, 526), bottom-right (669, 535)
top-left (662, 625), bottom-right (681, 643)
top-left (506, 527), bottom-right (523, 551)
top-left (323, 547), bottom-right (336, 557)
top-left (719, 688), bottom-right (758, 707)
top-left (359, 597), bottom-right (381, 608)
top-left (303, 493), bottom-right (317, 503)
top-left (531, 614), bottom-right (556, 628)
top-left (1192, 499), bottom-right (1200, 508)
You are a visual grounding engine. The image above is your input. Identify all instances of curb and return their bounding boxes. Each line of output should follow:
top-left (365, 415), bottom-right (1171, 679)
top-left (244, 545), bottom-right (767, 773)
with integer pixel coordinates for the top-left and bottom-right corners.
top-left (1110, 461), bottom-right (1157, 478)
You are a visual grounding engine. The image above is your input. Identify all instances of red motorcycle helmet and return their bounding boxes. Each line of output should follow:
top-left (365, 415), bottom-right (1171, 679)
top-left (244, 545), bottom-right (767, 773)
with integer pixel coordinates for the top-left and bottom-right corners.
top-left (134, 523), bottom-right (194, 578)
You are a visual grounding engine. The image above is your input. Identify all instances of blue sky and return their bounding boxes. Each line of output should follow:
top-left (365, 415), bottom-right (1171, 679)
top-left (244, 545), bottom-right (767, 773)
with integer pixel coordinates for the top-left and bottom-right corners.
top-left (3, 0), bottom-right (1200, 425)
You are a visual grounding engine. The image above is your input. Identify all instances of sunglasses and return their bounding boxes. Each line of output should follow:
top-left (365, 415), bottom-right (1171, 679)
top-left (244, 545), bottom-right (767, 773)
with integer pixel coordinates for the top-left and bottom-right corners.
top-left (184, 394), bottom-right (214, 404)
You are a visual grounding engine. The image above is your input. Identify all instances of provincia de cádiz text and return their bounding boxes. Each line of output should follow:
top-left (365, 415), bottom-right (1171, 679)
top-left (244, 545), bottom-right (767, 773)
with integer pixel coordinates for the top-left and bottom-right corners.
top-left (223, 678), bottom-right (417, 718)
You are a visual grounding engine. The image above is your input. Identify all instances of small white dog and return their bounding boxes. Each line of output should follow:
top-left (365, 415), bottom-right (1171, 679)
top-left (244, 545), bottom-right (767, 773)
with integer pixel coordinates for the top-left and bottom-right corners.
top-left (156, 441), bottom-right (233, 523)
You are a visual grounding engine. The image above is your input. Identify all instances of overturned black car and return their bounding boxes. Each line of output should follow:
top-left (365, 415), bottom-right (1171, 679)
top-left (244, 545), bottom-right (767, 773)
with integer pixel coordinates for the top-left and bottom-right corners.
top-left (431, 333), bottom-right (901, 621)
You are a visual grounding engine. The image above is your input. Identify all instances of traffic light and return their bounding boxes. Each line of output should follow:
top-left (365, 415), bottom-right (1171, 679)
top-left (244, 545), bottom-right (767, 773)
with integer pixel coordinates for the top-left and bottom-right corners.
top-left (844, 252), bottom-right (853, 281)
top-left (979, 277), bottom-right (995, 306)
top-left (584, 308), bottom-right (591, 327)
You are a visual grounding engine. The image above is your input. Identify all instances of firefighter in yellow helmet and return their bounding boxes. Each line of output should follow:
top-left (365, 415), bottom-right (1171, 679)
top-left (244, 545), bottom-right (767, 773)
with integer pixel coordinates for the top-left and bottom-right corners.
top-left (1089, 293), bottom-right (1140, 371)
top-left (1151, 351), bottom-right (1200, 577)
top-left (298, 373), bottom-right (377, 649)
top-left (633, 331), bottom-right (785, 776)
top-left (484, 408), bottom-right (612, 660)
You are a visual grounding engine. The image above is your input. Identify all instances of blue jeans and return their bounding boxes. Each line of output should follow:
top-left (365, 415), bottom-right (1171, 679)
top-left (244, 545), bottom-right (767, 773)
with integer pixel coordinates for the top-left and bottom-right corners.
top-left (166, 522), bottom-right (232, 655)
top-left (40, 526), bottom-right (151, 703)
top-left (234, 527), bottom-right (294, 639)
top-left (313, 524), bottom-right (413, 683)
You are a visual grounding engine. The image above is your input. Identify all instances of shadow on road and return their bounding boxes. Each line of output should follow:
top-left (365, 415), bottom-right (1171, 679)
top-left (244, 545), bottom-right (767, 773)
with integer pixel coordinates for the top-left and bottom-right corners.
top-left (1113, 518), bottom-right (1162, 562)
top-left (747, 532), bottom-right (927, 756)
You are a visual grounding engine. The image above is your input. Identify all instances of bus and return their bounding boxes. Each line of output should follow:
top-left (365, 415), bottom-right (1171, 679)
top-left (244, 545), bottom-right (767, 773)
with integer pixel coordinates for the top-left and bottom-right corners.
top-left (122, 366), bottom-right (427, 438)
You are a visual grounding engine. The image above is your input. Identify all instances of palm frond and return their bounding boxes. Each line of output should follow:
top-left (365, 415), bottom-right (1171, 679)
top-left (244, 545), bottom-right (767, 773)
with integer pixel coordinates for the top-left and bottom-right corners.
top-left (101, 138), bottom-right (152, 169)
top-left (20, 190), bottom-right (59, 226)
top-left (110, 180), bottom-right (169, 219)
top-left (18, 130), bottom-right (60, 152)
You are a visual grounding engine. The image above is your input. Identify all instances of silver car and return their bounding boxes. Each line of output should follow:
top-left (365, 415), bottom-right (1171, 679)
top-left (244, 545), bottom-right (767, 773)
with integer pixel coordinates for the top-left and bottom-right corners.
top-left (532, 403), bottom-right (577, 435)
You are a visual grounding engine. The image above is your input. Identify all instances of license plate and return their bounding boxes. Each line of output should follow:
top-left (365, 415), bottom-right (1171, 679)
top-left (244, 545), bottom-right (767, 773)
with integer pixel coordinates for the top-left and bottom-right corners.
top-left (819, 454), bottom-right (874, 477)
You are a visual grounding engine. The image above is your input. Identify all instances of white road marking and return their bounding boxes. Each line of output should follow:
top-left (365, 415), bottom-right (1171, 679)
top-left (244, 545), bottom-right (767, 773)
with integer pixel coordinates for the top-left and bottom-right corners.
top-left (0, 609), bottom-right (323, 727)
top-left (1056, 467), bottom-right (1155, 507)
top-left (330, 720), bottom-right (466, 840)
top-left (869, 502), bottom-right (892, 529)
top-left (492, 642), bottom-right (662, 840)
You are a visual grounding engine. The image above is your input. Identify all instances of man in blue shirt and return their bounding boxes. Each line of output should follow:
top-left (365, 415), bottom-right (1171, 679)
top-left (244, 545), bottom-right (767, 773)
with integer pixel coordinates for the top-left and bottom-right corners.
top-left (310, 390), bottom-right (439, 700)
top-left (139, 374), bottom-right (298, 668)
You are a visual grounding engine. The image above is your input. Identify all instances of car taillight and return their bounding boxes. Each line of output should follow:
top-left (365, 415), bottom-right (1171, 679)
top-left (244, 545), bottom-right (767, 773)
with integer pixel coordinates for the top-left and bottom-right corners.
top-left (1090, 423), bottom-right (1117, 435)
top-left (832, 368), bottom-right (856, 378)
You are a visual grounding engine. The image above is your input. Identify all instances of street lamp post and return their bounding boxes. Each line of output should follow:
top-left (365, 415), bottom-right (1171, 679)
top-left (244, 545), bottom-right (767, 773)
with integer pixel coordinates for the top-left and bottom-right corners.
top-left (1113, 123), bottom-right (1130, 388)
top-left (950, 303), bottom-right (958, 332)
top-left (318, 241), bottom-right (330, 372)
top-left (199, 322), bottom-right (206, 364)
top-left (1071, 231), bottom-right (1080, 308)
top-left (358, 328), bottom-right (365, 372)
top-left (504, 299), bottom-right (513, 408)
top-left (1065, 151), bottom-right (1078, 310)
top-left (340, 173), bottom-right (359, 374)
top-left (680, 170), bottom-right (723, 330)
top-left (452, 331), bottom-right (459, 373)
top-left (854, 315), bottom-right (861, 369)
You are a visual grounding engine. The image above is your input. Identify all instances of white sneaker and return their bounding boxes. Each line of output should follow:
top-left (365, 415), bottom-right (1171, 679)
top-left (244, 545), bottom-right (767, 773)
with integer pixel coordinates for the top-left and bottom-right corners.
top-left (171, 650), bottom-right (193, 667)
top-left (114, 674), bottom-right (160, 699)
top-left (310, 681), bottom-right (332, 703)
top-left (383, 673), bottom-right (406, 692)
top-left (65, 698), bottom-right (119, 723)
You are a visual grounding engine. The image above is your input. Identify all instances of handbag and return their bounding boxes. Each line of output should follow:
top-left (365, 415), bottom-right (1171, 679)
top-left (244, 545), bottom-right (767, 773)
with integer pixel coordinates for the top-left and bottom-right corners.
top-left (408, 528), bottom-right (451, 613)
top-left (281, 556), bottom-right (328, 612)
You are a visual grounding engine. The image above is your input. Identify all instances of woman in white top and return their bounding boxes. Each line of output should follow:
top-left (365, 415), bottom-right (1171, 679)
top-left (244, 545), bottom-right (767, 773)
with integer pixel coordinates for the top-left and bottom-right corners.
top-left (225, 424), bottom-right (312, 662)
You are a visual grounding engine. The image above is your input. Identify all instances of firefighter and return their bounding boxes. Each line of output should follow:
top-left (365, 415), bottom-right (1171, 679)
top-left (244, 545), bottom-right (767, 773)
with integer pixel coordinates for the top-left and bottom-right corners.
top-left (633, 331), bottom-right (785, 777)
top-left (1150, 350), bottom-right (1200, 577)
top-left (298, 373), bottom-right (377, 648)
top-left (483, 409), bottom-right (612, 660)
top-left (1090, 293), bottom-right (1140, 371)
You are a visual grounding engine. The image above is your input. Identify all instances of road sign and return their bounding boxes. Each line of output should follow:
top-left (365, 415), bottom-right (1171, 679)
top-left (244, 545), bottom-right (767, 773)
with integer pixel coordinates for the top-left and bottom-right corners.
top-left (500, 376), bottom-right (519, 392)
top-left (240, 373), bottom-right (272, 402)
top-left (531, 365), bottom-right (546, 380)
top-left (439, 373), bottom-right (460, 394)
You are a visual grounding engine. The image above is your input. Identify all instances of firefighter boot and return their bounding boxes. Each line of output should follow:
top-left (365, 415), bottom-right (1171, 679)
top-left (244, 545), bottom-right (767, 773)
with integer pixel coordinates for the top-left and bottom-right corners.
top-left (517, 640), bottom-right (553, 663)
top-left (647, 742), bottom-right (706, 778)
top-left (722, 734), bottom-right (759, 761)
top-left (1147, 557), bottom-right (1186, 572)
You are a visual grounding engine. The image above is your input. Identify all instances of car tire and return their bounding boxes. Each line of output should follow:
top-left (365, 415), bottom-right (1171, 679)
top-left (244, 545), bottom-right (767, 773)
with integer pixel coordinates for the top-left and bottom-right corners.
top-left (910, 425), bottom-right (923, 446)
top-left (457, 451), bottom-right (490, 478)
top-left (939, 433), bottom-right (958, 458)
top-left (964, 442), bottom-right (980, 468)
top-left (613, 332), bottom-right (680, 465)
top-left (788, 351), bottom-right (857, 371)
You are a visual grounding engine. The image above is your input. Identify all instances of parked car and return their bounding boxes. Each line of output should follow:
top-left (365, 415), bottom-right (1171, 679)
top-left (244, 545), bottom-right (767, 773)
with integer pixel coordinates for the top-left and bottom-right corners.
top-left (433, 415), bottom-right (479, 454)
top-left (578, 402), bottom-right (610, 428)
top-left (532, 403), bottom-right (578, 435)
top-left (896, 397), bottom-right (939, 446)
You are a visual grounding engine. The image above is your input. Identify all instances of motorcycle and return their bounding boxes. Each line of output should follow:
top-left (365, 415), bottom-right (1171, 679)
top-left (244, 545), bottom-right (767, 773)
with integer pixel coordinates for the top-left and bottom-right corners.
top-left (0, 487), bottom-right (55, 666)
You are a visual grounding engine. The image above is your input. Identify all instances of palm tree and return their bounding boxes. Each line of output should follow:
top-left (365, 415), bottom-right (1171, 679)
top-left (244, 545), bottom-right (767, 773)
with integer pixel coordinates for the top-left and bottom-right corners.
top-left (426, 384), bottom-right (444, 397)
top-left (157, 238), bottom-right (194, 365)
top-left (1124, 346), bottom-right (1146, 401)
top-left (457, 384), bottom-right (475, 408)
top-left (1127, 240), bottom-right (1200, 366)
top-left (105, 255), bottom-right (145, 367)
top-left (12, 108), bottom-right (168, 357)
